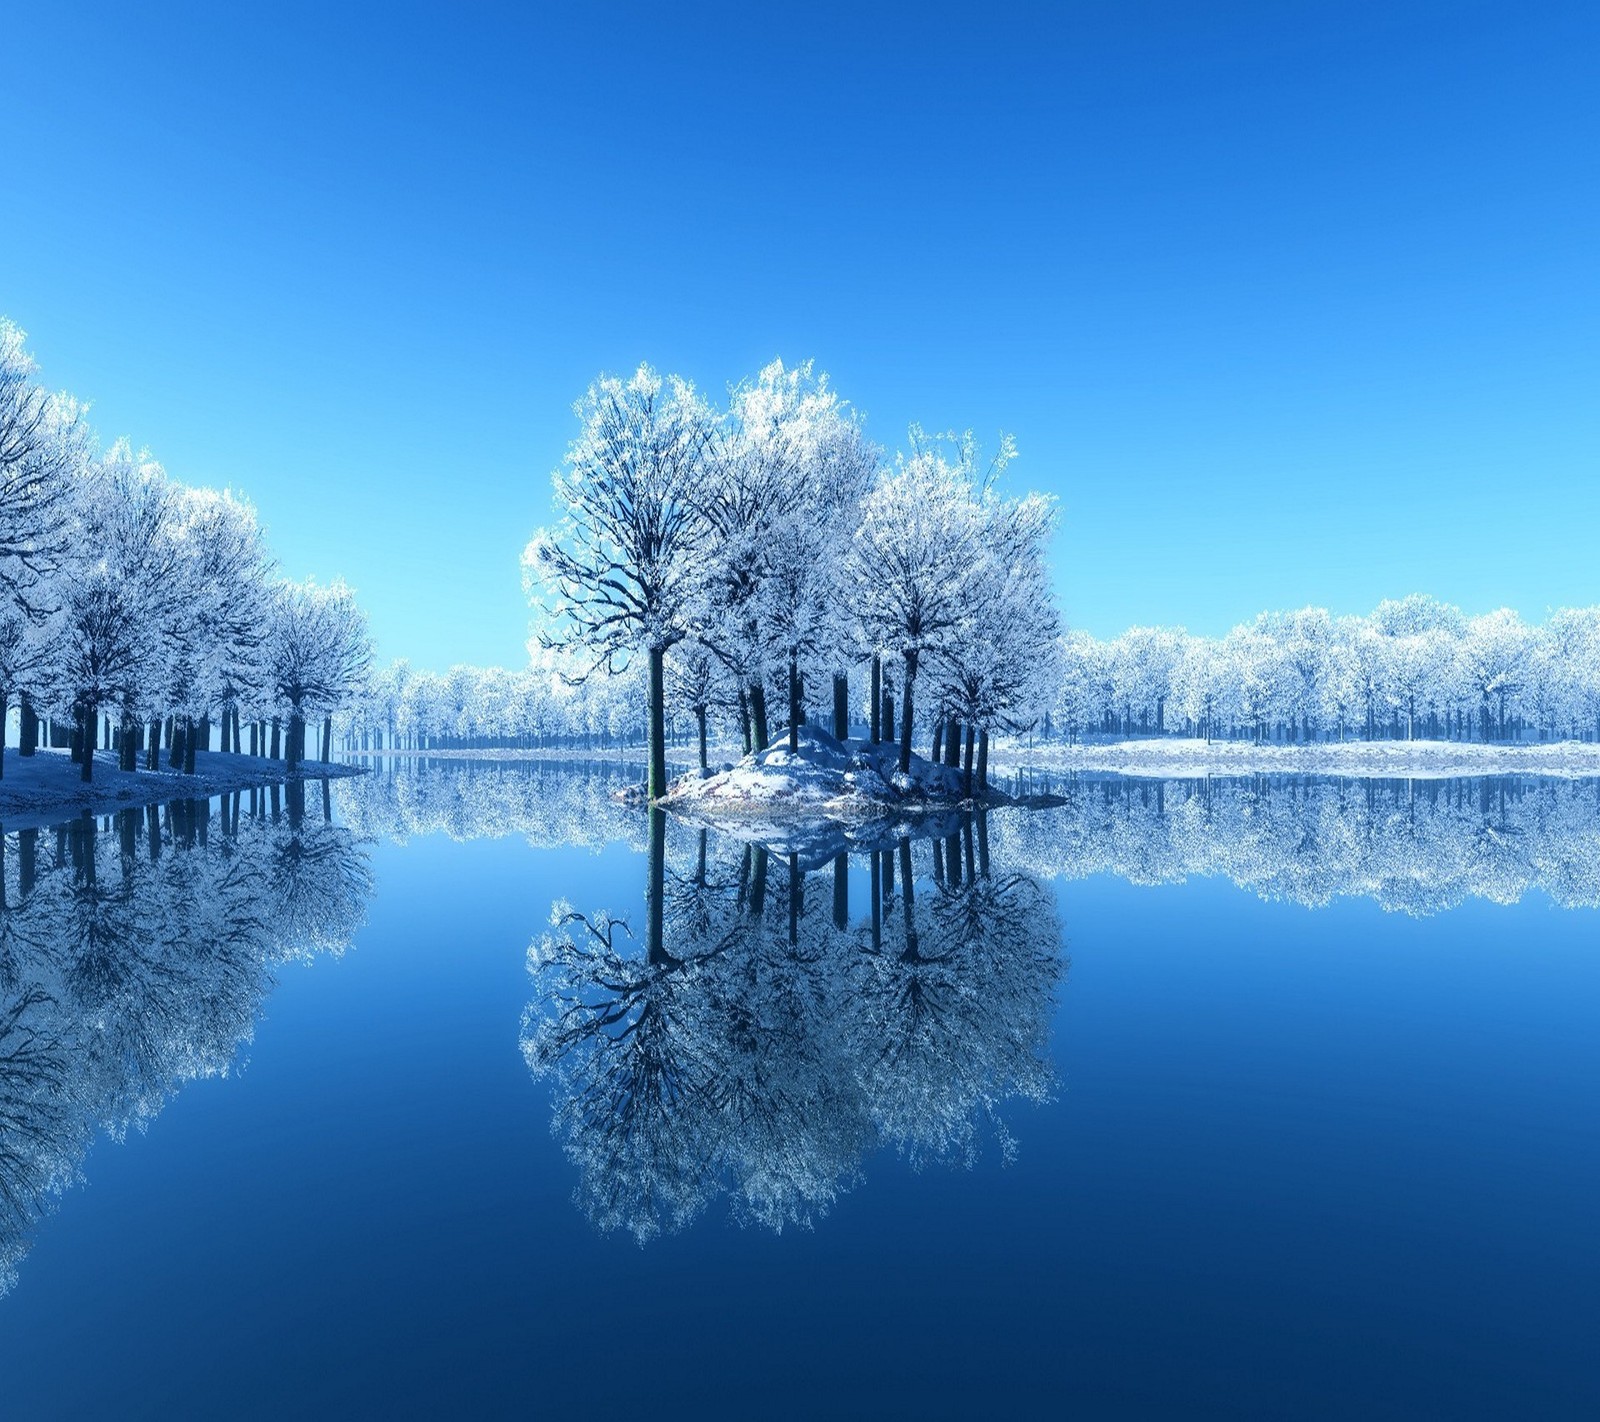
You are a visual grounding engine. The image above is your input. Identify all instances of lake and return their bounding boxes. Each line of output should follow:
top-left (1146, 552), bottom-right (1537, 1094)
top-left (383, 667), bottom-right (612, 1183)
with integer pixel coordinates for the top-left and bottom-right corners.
top-left (1, 765), bottom-right (1597, 1418)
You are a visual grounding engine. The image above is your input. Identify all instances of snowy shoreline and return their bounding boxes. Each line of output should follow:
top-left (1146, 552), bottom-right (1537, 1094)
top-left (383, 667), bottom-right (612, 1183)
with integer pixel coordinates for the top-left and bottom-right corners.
top-left (0, 750), bottom-right (365, 831)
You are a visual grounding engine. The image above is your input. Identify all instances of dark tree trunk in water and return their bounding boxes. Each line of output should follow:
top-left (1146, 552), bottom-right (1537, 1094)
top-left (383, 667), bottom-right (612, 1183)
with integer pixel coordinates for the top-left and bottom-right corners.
top-left (870, 656), bottom-right (881, 743)
top-left (749, 845), bottom-right (769, 917)
top-left (197, 715), bottom-right (210, 756)
top-left (147, 717), bottom-right (161, 771)
top-left (19, 694), bottom-right (37, 757)
top-left (931, 720), bottom-right (943, 763)
top-left (788, 651), bottom-right (800, 752)
top-left (271, 717), bottom-right (281, 760)
top-left (944, 719), bottom-right (961, 768)
top-left (898, 839), bottom-right (917, 958)
top-left (642, 806), bottom-right (667, 964)
top-left (976, 728), bottom-right (989, 797)
top-left (898, 651), bottom-right (918, 774)
top-left (962, 723), bottom-right (975, 797)
top-left (832, 674), bottom-right (849, 741)
top-left (321, 716), bottom-right (332, 764)
top-left (833, 851), bottom-right (848, 929)
top-left (287, 711), bottom-right (303, 771)
top-left (647, 645), bottom-right (667, 801)
top-left (883, 691), bottom-right (895, 750)
top-left (696, 705), bottom-right (708, 770)
top-left (184, 717), bottom-right (198, 774)
top-left (749, 681), bottom-right (770, 752)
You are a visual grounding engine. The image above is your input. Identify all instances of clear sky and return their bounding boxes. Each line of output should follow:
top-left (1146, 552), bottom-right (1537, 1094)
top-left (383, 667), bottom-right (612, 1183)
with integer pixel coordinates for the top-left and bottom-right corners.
top-left (3, 1), bottom-right (1596, 667)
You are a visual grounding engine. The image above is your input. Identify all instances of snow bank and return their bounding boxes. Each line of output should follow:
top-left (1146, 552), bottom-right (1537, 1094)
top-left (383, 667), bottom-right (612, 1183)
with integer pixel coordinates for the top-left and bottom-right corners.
top-left (0, 748), bottom-right (363, 830)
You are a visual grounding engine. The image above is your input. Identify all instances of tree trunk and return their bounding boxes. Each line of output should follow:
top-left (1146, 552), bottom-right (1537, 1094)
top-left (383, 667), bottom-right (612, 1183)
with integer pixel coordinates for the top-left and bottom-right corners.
top-left (832, 673), bottom-right (849, 741)
top-left (19, 694), bottom-right (37, 757)
top-left (271, 717), bottom-right (281, 760)
top-left (870, 655), bottom-right (881, 743)
top-left (696, 705), bottom-right (708, 771)
top-left (647, 645), bottom-right (667, 801)
top-left (184, 717), bottom-right (198, 774)
top-left (788, 651), bottom-right (800, 752)
top-left (931, 720), bottom-right (943, 763)
top-left (963, 723), bottom-right (975, 797)
top-left (749, 680), bottom-right (770, 752)
top-left (321, 716), bottom-right (332, 763)
top-left (0, 688), bottom-right (6, 779)
top-left (898, 651), bottom-right (917, 774)
top-left (977, 728), bottom-right (989, 797)
top-left (80, 700), bottom-right (95, 781)
top-left (944, 718), bottom-right (961, 768)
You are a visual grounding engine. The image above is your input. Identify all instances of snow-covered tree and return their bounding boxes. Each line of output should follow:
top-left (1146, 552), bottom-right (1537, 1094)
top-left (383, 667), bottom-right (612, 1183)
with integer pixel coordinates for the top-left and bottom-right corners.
top-left (263, 578), bottom-right (372, 770)
top-left (850, 429), bottom-right (999, 773)
top-left (525, 365), bottom-right (718, 799)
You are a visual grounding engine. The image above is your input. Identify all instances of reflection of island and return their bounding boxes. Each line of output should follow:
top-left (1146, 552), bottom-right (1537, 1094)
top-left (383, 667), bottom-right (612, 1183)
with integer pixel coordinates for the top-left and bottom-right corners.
top-left (521, 810), bottom-right (1064, 1243)
top-left (0, 785), bottom-right (372, 1296)
top-left (993, 774), bottom-right (1600, 913)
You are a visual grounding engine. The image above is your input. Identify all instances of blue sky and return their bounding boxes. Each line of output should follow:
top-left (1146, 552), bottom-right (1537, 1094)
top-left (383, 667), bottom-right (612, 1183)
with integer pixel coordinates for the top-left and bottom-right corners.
top-left (3, 1), bottom-right (1596, 667)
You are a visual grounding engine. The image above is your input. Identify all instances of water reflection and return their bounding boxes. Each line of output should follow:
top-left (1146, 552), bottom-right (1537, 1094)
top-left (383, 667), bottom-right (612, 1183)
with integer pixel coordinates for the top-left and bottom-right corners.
top-left (342, 761), bottom-right (1600, 915)
top-left (521, 809), bottom-right (1064, 1243)
top-left (994, 774), bottom-right (1600, 913)
top-left (0, 785), bottom-right (372, 1295)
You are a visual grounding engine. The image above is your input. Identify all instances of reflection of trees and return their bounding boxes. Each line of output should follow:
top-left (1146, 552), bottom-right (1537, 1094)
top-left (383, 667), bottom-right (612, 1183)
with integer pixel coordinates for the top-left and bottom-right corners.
top-left (852, 824), bottom-right (1059, 1167)
top-left (0, 789), bottom-right (373, 1296)
top-left (996, 774), bottom-right (1600, 913)
top-left (522, 812), bottom-right (1065, 1243)
top-left (336, 756), bottom-right (646, 852)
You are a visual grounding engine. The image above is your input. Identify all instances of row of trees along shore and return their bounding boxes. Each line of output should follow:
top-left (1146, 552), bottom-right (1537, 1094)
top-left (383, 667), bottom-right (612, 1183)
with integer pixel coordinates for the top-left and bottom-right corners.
top-left (349, 589), bottom-right (1600, 773)
top-left (0, 320), bottom-right (373, 782)
top-left (521, 361), bottom-right (1060, 799)
top-left (1054, 599), bottom-right (1600, 745)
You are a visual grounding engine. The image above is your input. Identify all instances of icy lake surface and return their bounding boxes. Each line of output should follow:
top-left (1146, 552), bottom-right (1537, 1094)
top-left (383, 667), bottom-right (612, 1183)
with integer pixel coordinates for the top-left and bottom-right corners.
top-left (1, 762), bottom-right (1597, 1418)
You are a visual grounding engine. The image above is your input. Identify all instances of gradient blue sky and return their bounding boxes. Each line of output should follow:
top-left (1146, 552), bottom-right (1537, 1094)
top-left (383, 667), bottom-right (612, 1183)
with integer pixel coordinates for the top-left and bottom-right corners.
top-left (3, 1), bottom-right (1596, 668)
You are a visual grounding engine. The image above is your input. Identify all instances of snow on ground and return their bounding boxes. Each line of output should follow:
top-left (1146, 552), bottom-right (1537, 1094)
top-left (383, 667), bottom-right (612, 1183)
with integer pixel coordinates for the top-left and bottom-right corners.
top-left (660, 725), bottom-right (967, 826)
top-left (988, 736), bottom-right (1600, 780)
top-left (0, 749), bottom-right (362, 830)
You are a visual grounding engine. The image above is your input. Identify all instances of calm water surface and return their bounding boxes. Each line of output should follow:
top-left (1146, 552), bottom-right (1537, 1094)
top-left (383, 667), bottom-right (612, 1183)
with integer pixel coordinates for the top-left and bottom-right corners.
top-left (0, 766), bottom-right (1596, 1419)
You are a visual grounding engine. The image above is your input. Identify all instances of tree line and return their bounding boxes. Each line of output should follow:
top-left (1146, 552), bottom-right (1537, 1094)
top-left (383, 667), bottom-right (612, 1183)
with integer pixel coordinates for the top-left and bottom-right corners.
top-left (1051, 598), bottom-right (1600, 745)
top-left (0, 320), bottom-right (373, 782)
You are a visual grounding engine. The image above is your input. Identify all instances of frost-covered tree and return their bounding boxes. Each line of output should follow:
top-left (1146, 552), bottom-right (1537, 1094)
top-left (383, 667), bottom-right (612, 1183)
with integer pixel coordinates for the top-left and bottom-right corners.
top-left (51, 444), bottom-right (182, 782)
top-left (726, 362), bottom-right (877, 748)
top-left (850, 429), bottom-right (999, 773)
top-left (263, 578), bottom-right (372, 770)
top-left (0, 322), bottom-right (84, 774)
top-left (525, 365), bottom-right (718, 799)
